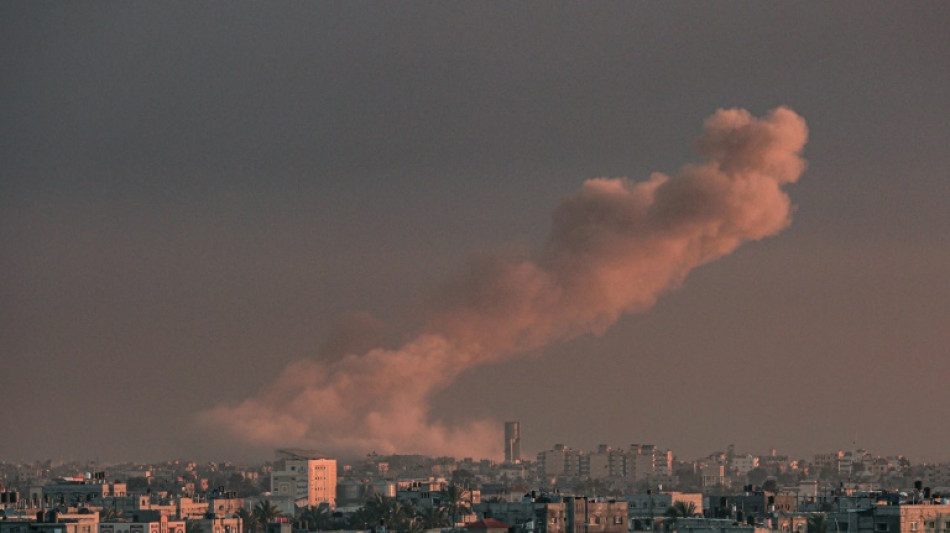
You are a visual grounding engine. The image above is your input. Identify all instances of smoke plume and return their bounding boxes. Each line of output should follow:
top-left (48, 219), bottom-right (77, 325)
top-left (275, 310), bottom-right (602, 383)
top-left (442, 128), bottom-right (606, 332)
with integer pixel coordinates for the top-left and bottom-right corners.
top-left (199, 107), bottom-right (808, 458)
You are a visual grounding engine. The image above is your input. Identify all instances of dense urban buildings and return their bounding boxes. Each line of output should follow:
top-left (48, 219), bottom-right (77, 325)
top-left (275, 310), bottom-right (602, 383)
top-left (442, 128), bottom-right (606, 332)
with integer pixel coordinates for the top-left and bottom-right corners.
top-left (2, 438), bottom-right (949, 533)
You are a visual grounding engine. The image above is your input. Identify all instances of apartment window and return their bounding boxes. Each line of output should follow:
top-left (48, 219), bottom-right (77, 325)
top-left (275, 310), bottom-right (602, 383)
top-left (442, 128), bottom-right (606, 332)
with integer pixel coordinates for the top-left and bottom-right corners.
top-left (911, 523), bottom-right (919, 532)
top-left (876, 523), bottom-right (888, 532)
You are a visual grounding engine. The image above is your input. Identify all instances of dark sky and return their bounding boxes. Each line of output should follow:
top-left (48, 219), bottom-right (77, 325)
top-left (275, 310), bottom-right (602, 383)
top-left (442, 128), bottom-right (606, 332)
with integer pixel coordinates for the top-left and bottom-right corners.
top-left (2, 3), bottom-right (948, 463)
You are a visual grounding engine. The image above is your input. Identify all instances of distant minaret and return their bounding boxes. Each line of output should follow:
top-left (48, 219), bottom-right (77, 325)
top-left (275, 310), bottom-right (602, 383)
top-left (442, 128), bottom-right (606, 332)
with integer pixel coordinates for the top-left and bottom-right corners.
top-left (504, 421), bottom-right (521, 463)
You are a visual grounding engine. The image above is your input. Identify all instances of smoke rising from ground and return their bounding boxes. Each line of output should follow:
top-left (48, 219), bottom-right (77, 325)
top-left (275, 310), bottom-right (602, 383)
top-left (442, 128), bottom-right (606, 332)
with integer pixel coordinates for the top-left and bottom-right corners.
top-left (199, 107), bottom-right (808, 458)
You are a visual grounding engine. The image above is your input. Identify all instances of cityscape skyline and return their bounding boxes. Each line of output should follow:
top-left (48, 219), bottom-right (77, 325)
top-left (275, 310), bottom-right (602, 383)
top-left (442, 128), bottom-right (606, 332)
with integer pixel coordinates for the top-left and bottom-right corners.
top-left (0, 421), bottom-right (936, 467)
top-left (2, 4), bottom-right (949, 463)
top-left (3, 439), bottom-right (948, 533)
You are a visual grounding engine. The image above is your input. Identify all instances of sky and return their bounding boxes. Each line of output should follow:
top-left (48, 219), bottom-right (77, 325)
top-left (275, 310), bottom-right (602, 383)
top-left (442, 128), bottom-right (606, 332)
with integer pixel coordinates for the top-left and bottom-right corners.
top-left (2, 3), bottom-right (948, 464)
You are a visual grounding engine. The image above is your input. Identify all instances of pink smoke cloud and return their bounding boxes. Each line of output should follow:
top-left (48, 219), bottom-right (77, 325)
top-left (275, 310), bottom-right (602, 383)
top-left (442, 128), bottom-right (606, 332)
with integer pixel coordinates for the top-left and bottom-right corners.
top-left (198, 106), bottom-right (808, 458)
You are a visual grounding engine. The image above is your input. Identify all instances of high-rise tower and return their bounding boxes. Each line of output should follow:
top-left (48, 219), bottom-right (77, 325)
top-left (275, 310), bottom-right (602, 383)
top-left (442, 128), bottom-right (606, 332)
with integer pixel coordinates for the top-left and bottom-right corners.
top-left (504, 421), bottom-right (521, 463)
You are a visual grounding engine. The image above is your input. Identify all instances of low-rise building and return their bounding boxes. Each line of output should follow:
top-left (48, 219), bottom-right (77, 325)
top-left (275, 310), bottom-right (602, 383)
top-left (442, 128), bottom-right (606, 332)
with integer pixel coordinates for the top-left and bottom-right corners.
top-left (628, 492), bottom-right (703, 523)
top-left (565, 496), bottom-right (626, 533)
top-left (667, 518), bottom-right (771, 533)
top-left (836, 503), bottom-right (950, 533)
top-left (0, 510), bottom-right (99, 533)
top-left (476, 495), bottom-right (624, 533)
top-left (99, 516), bottom-right (185, 533)
top-left (188, 516), bottom-right (242, 533)
top-left (466, 518), bottom-right (511, 533)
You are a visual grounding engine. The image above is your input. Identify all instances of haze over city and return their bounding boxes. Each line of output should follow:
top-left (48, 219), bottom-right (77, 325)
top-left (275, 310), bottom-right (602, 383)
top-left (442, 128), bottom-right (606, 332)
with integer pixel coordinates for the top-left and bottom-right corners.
top-left (2, 3), bottom-right (948, 464)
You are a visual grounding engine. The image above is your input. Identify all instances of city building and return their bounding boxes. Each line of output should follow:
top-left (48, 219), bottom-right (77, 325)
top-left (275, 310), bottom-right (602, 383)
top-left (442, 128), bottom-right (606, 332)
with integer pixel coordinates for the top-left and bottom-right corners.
top-left (99, 515), bottom-right (185, 533)
top-left (189, 516), bottom-right (242, 533)
top-left (395, 479), bottom-right (480, 518)
top-left (837, 503), bottom-right (950, 533)
top-left (701, 464), bottom-right (725, 488)
top-left (663, 517), bottom-right (771, 533)
top-left (476, 494), bottom-right (625, 533)
top-left (505, 422), bottom-right (522, 464)
top-left (0, 510), bottom-right (99, 533)
top-left (732, 455), bottom-right (760, 476)
top-left (466, 518), bottom-right (511, 533)
top-left (586, 445), bottom-right (625, 480)
top-left (564, 496), bottom-right (627, 533)
top-left (628, 491), bottom-right (703, 529)
top-left (207, 489), bottom-right (244, 518)
top-left (31, 476), bottom-right (126, 508)
top-left (270, 449), bottom-right (337, 508)
top-left (627, 445), bottom-right (674, 483)
top-left (538, 445), bottom-right (581, 480)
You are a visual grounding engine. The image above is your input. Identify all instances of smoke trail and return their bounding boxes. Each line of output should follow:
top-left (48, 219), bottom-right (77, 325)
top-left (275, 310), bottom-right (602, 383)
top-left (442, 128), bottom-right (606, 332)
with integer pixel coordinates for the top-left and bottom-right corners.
top-left (198, 107), bottom-right (808, 458)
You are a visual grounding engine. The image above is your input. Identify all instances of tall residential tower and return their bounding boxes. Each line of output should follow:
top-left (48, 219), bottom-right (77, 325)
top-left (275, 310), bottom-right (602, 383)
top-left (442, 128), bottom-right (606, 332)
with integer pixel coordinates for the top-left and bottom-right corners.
top-left (504, 421), bottom-right (521, 463)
